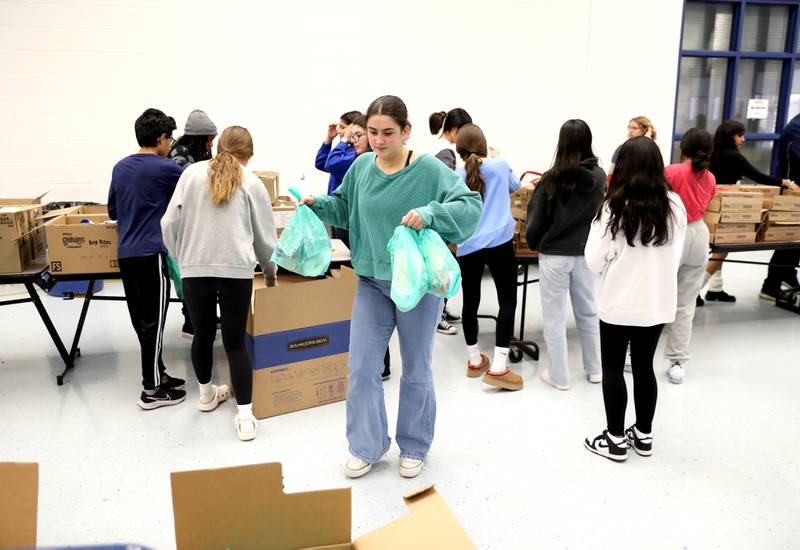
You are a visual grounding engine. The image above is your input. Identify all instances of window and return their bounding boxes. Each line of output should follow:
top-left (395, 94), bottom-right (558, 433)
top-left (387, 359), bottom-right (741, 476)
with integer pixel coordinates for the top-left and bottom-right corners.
top-left (674, 1), bottom-right (800, 178)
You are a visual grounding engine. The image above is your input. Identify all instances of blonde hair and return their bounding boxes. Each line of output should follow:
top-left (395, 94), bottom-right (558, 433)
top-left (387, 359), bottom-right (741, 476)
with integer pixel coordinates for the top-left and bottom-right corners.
top-left (208, 126), bottom-right (254, 204)
top-left (631, 116), bottom-right (657, 141)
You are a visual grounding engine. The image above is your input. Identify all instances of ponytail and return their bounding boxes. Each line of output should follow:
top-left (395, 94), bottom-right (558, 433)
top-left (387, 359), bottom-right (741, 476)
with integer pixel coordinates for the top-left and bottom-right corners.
top-left (429, 111), bottom-right (447, 135)
top-left (679, 127), bottom-right (713, 173)
top-left (464, 154), bottom-right (485, 196)
top-left (207, 126), bottom-right (253, 205)
top-left (691, 150), bottom-right (710, 172)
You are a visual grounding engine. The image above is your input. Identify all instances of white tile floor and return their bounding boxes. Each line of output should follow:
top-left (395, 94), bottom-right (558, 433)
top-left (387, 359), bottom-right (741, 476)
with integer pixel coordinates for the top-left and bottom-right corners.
top-left (1, 251), bottom-right (799, 549)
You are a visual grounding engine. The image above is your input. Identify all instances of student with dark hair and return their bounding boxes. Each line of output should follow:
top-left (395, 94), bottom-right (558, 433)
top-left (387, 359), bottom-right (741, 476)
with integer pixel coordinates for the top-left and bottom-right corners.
top-left (526, 119), bottom-right (605, 390)
top-left (162, 126), bottom-right (278, 441)
top-left (583, 136), bottom-right (687, 462)
top-left (702, 120), bottom-right (796, 304)
top-left (300, 95), bottom-right (481, 479)
top-left (168, 109), bottom-right (218, 338)
top-left (662, 128), bottom-right (716, 384)
top-left (315, 110), bottom-right (363, 196)
top-left (454, 124), bottom-right (522, 391)
top-left (108, 108), bottom-right (186, 410)
top-left (429, 107), bottom-right (474, 335)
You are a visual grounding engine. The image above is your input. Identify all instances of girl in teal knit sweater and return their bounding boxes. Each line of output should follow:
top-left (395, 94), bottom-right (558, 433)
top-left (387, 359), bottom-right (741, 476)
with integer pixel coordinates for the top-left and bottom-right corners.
top-left (300, 95), bottom-right (481, 479)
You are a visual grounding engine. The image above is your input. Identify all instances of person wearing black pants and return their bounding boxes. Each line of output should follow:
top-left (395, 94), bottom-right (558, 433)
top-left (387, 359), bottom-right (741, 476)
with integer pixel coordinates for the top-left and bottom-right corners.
top-left (761, 250), bottom-right (800, 300)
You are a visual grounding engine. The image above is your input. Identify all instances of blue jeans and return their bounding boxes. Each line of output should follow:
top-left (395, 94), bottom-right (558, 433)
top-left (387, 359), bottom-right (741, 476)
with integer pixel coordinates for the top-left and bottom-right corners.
top-left (347, 276), bottom-right (443, 463)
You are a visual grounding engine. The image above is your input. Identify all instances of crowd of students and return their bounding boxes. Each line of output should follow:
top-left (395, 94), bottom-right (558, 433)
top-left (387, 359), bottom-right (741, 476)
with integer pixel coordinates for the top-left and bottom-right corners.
top-left (106, 99), bottom-right (800, 474)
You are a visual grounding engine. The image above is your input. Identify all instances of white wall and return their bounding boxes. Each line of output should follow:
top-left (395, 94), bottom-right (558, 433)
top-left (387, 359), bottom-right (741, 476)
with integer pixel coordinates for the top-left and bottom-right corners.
top-left (0, 0), bottom-right (684, 202)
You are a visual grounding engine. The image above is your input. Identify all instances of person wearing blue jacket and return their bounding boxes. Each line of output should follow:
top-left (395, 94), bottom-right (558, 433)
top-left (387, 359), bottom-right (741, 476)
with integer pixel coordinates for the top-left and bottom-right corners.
top-left (314, 110), bottom-right (362, 195)
top-left (108, 108), bottom-right (186, 410)
top-left (455, 124), bottom-right (523, 391)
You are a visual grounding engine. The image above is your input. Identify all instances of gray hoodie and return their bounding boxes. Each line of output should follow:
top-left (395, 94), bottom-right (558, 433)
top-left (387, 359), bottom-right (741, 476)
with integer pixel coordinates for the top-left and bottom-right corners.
top-left (161, 160), bottom-right (277, 283)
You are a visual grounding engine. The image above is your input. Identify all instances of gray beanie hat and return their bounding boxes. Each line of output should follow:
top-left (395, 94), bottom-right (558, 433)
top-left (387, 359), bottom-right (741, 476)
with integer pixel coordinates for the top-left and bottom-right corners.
top-left (183, 109), bottom-right (217, 136)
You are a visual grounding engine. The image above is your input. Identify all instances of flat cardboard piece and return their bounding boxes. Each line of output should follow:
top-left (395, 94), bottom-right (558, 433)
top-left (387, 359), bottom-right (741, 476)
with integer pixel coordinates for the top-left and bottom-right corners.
top-left (770, 195), bottom-right (800, 211)
top-left (171, 463), bottom-right (351, 550)
top-left (707, 192), bottom-right (762, 213)
top-left (768, 210), bottom-right (800, 223)
top-left (44, 214), bottom-right (119, 275)
top-left (37, 204), bottom-right (108, 220)
top-left (712, 231), bottom-right (756, 244)
top-left (759, 224), bottom-right (800, 242)
top-left (704, 209), bottom-right (765, 225)
top-left (0, 462), bottom-right (38, 549)
top-left (253, 170), bottom-right (279, 204)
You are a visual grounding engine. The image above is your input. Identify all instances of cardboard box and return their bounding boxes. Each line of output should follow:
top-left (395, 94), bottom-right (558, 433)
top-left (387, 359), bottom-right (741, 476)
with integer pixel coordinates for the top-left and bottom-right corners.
top-left (759, 224), bottom-right (800, 242)
top-left (44, 214), bottom-right (119, 275)
top-left (246, 267), bottom-right (357, 419)
top-left (714, 223), bottom-right (757, 233)
top-left (736, 184), bottom-right (781, 196)
top-left (509, 185), bottom-right (535, 221)
top-left (253, 170), bottom-right (279, 204)
top-left (0, 204), bottom-right (45, 274)
top-left (704, 209), bottom-right (765, 225)
top-left (768, 210), bottom-right (800, 223)
top-left (272, 203), bottom-right (297, 233)
top-left (170, 462), bottom-right (476, 550)
top-left (770, 195), bottom-right (800, 211)
top-left (38, 204), bottom-right (108, 221)
top-left (711, 231), bottom-right (756, 244)
top-left (706, 192), bottom-right (762, 213)
top-left (0, 462), bottom-right (38, 549)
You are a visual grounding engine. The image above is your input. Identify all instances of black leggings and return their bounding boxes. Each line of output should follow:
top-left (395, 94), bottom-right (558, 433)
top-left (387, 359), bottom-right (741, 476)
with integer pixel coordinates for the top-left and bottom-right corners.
top-left (457, 239), bottom-right (517, 348)
top-left (599, 321), bottom-right (664, 436)
top-left (182, 277), bottom-right (253, 405)
top-left (763, 249), bottom-right (800, 292)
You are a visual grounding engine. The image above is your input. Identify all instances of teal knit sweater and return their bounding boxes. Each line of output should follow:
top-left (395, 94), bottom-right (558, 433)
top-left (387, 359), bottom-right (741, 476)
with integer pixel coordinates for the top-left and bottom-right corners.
top-left (312, 152), bottom-right (482, 280)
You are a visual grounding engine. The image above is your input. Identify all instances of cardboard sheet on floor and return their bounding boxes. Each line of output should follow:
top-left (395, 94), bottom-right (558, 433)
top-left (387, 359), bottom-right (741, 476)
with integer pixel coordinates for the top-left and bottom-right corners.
top-left (171, 462), bottom-right (476, 550)
top-left (0, 462), bottom-right (38, 549)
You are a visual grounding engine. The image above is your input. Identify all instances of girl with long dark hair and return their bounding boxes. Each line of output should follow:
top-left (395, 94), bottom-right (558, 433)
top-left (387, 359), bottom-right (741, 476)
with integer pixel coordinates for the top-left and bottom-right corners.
top-left (583, 136), bottom-right (687, 462)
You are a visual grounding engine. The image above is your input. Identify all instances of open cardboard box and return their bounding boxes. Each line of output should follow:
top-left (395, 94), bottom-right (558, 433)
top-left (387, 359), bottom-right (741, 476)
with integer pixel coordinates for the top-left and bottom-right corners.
top-left (253, 170), bottom-right (280, 204)
top-left (0, 202), bottom-right (46, 275)
top-left (171, 462), bottom-right (476, 550)
top-left (0, 462), bottom-right (38, 549)
top-left (44, 213), bottom-right (119, 275)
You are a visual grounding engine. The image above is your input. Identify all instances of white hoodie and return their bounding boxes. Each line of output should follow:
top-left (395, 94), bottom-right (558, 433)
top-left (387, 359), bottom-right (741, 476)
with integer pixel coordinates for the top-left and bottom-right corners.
top-left (584, 192), bottom-right (687, 326)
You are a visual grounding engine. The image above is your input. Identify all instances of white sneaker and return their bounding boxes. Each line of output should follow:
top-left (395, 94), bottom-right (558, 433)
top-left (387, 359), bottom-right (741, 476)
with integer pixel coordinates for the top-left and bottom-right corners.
top-left (234, 413), bottom-right (257, 441)
top-left (587, 373), bottom-right (602, 384)
top-left (541, 369), bottom-right (569, 390)
top-left (399, 456), bottom-right (424, 478)
top-left (197, 384), bottom-right (230, 412)
top-left (344, 455), bottom-right (373, 479)
top-left (667, 362), bottom-right (685, 385)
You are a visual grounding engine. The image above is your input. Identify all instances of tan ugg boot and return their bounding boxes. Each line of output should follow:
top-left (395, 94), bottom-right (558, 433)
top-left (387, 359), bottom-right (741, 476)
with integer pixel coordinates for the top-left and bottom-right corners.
top-left (482, 368), bottom-right (523, 391)
top-left (466, 353), bottom-right (490, 378)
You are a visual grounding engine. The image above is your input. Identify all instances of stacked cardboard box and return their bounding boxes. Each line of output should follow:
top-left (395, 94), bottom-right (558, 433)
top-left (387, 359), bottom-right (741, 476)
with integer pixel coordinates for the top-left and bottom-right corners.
top-left (0, 197), bottom-right (46, 274)
top-left (509, 184), bottom-right (534, 222)
top-left (271, 194), bottom-right (296, 237)
top-left (44, 213), bottom-right (119, 275)
top-left (703, 190), bottom-right (763, 244)
top-left (761, 189), bottom-right (800, 242)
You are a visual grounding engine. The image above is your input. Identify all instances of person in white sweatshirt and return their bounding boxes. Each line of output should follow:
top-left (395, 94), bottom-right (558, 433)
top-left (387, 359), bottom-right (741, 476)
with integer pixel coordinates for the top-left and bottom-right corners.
top-left (161, 126), bottom-right (278, 441)
top-left (583, 136), bottom-right (687, 462)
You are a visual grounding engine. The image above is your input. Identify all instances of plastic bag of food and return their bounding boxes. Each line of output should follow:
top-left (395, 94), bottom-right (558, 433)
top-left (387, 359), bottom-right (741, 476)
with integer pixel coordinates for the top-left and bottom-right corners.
top-left (386, 226), bottom-right (430, 311)
top-left (270, 187), bottom-right (331, 277)
top-left (418, 228), bottom-right (461, 299)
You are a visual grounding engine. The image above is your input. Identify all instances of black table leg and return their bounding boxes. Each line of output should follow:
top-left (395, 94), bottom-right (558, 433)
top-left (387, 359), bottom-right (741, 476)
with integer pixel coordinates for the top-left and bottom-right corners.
top-left (24, 281), bottom-right (73, 385)
top-left (68, 279), bottom-right (96, 364)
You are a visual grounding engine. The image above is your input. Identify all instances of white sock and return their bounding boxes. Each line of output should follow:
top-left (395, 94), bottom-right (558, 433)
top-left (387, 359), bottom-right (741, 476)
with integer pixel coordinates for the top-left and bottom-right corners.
top-left (701, 270), bottom-right (712, 289)
top-left (607, 432), bottom-right (625, 444)
top-left (634, 426), bottom-right (651, 439)
top-left (467, 344), bottom-right (482, 366)
top-left (237, 403), bottom-right (254, 419)
top-left (490, 347), bottom-right (509, 374)
top-left (198, 382), bottom-right (214, 404)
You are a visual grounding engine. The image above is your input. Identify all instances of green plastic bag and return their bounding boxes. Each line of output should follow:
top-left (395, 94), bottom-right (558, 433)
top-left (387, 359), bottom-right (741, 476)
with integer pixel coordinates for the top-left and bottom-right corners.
top-left (386, 226), bottom-right (430, 312)
top-left (165, 254), bottom-right (183, 300)
top-left (419, 228), bottom-right (461, 299)
top-left (270, 187), bottom-right (331, 277)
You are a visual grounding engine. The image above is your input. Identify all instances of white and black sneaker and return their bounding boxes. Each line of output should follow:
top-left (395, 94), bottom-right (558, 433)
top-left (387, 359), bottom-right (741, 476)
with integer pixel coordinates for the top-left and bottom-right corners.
top-left (584, 430), bottom-right (628, 462)
top-left (442, 308), bottom-right (462, 324)
top-left (625, 425), bottom-right (653, 457)
top-left (437, 319), bottom-right (458, 335)
top-left (137, 387), bottom-right (186, 410)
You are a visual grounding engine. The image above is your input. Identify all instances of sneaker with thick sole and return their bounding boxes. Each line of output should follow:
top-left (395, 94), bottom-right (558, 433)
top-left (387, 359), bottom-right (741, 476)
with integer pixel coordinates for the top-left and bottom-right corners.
top-left (483, 368), bottom-right (523, 391)
top-left (705, 290), bottom-right (736, 303)
top-left (345, 455), bottom-right (373, 479)
top-left (625, 425), bottom-right (653, 456)
top-left (160, 373), bottom-right (185, 391)
top-left (399, 456), bottom-right (424, 478)
top-left (759, 289), bottom-right (778, 303)
top-left (584, 430), bottom-right (628, 462)
top-left (667, 361), bottom-right (685, 384)
top-left (137, 387), bottom-right (186, 410)
top-left (197, 384), bottom-right (231, 412)
top-left (466, 353), bottom-right (490, 378)
top-left (442, 309), bottom-right (462, 324)
top-left (437, 319), bottom-right (458, 335)
top-left (587, 373), bottom-right (602, 384)
top-left (234, 413), bottom-right (257, 441)
top-left (541, 369), bottom-right (569, 391)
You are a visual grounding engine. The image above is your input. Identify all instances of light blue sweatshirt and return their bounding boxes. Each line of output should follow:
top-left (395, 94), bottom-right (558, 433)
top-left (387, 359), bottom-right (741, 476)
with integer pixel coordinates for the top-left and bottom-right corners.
top-left (455, 157), bottom-right (520, 256)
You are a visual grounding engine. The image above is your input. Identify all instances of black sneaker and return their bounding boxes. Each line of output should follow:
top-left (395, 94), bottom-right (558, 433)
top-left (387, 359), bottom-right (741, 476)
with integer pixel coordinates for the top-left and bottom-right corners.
top-left (381, 364), bottom-right (391, 381)
top-left (137, 387), bottom-right (186, 410)
top-left (624, 425), bottom-right (653, 457)
top-left (696, 294), bottom-right (704, 307)
top-left (705, 290), bottom-right (736, 302)
top-left (160, 373), bottom-right (185, 390)
top-left (181, 322), bottom-right (194, 339)
top-left (437, 319), bottom-right (458, 335)
top-left (584, 430), bottom-right (628, 462)
top-left (442, 308), bottom-right (462, 324)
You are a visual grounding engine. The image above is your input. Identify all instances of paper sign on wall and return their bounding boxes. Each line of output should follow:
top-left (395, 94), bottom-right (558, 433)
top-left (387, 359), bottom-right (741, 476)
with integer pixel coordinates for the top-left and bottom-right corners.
top-left (746, 98), bottom-right (769, 120)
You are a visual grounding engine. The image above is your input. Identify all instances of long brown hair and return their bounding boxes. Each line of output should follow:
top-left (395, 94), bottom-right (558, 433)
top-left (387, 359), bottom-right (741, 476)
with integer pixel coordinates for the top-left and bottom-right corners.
top-left (207, 126), bottom-right (253, 204)
top-left (455, 123), bottom-right (488, 196)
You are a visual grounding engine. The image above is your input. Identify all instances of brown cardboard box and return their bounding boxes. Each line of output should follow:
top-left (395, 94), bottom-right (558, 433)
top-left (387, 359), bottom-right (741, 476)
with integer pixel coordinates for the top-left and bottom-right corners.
top-left (706, 192), bottom-right (762, 213)
top-left (253, 170), bottom-right (279, 204)
top-left (712, 231), bottom-right (756, 244)
top-left (736, 184), bottom-right (781, 196)
top-left (171, 462), bottom-right (476, 550)
top-left (770, 195), bottom-right (800, 211)
top-left (704, 209), bottom-right (764, 225)
top-left (759, 224), bottom-right (800, 242)
top-left (768, 210), bottom-right (800, 223)
top-left (509, 185), bottom-right (535, 221)
top-left (272, 203), bottom-right (297, 233)
top-left (0, 462), bottom-right (38, 549)
top-left (246, 268), bottom-right (357, 419)
top-left (38, 204), bottom-right (109, 220)
top-left (715, 223), bottom-right (757, 233)
top-left (45, 214), bottom-right (119, 275)
top-left (0, 204), bottom-right (45, 274)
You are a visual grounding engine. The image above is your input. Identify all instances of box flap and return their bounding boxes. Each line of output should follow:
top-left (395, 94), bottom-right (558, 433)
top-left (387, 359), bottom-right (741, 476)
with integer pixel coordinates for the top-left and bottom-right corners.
top-left (0, 462), bottom-right (38, 549)
top-left (352, 486), bottom-right (476, 550)
top-left (171, 462), bottom-right (351, 550)
top-left (0, 193), bottom-right (47, 206)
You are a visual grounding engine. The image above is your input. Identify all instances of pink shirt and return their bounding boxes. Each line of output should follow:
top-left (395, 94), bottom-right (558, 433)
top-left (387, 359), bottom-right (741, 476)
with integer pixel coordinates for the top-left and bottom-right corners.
top-left (665, 162), bottom-right (716, 222)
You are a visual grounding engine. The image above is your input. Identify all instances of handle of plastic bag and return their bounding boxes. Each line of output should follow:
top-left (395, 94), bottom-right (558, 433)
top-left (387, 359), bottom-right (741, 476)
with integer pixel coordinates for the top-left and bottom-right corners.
top-left (288, 186), bottom-right (302, 201)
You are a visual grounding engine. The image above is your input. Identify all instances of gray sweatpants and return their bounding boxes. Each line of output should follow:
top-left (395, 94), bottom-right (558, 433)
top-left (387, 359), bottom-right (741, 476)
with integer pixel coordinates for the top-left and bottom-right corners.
top-left (664, 220), bottom-right (709, 364)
